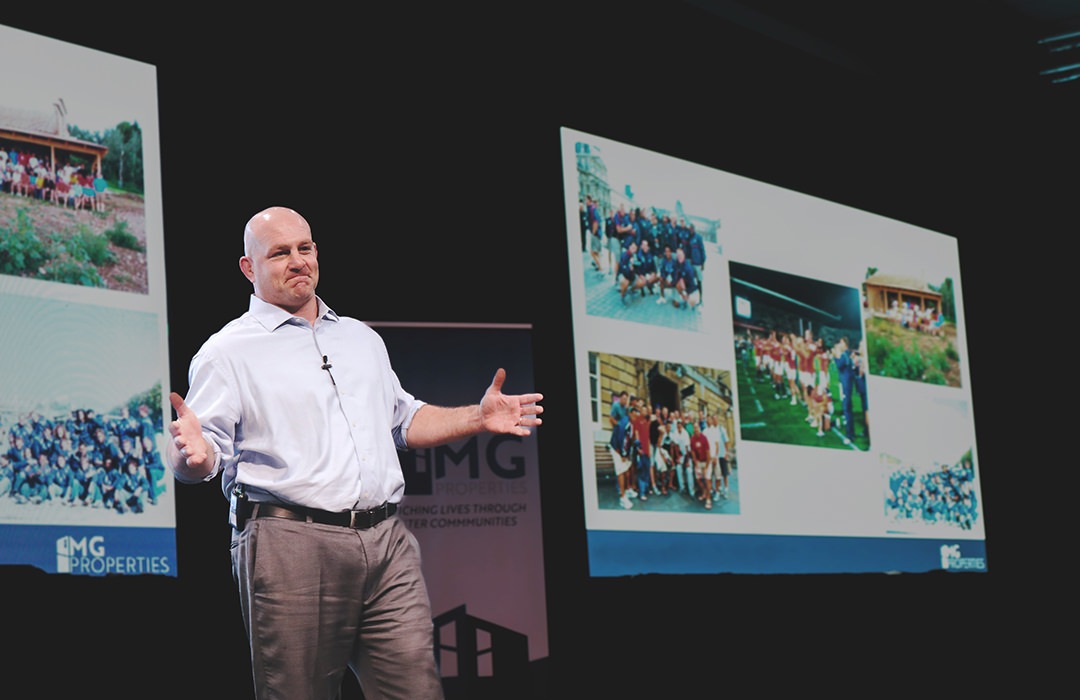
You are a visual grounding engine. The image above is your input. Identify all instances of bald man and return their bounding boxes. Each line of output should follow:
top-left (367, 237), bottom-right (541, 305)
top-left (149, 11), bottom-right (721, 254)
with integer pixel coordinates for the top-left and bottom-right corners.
top-left (167, 206), bottom-right (543, 700)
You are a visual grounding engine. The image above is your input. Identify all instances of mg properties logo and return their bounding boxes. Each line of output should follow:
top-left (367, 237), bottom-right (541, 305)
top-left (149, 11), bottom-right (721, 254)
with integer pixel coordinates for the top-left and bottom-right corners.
top-left (939, 544), bottom-right (987, 572)
top-left (56, 534), bottom-right (172, 575)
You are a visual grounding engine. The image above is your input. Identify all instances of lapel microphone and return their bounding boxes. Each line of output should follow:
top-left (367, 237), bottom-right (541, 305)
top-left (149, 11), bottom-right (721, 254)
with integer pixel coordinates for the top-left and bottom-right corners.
top-left (321, 355), bottom-right (333, 371)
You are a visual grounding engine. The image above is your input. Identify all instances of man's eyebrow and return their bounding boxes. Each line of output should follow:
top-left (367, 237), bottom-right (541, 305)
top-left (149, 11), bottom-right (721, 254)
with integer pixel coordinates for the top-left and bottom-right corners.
top-left (269, 242), bottom-right (304, 252)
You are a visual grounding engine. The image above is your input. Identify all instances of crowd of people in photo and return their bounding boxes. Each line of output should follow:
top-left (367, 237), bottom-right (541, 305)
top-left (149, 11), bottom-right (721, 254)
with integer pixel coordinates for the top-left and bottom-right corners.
top-left (881, 299), bottom-right (946, 336)
top-left (0, 405), bottom-right (166, 515)
top-left (606, 389), bottom-right (734, 511)
top-left (581, 195), bottom-right (708, 311)
top-left (740, 325), bottom-right (869, 443)
top-left (0, 142), bottom-right (107, 212)
top-left (885, 458), bottom-right (979, 530)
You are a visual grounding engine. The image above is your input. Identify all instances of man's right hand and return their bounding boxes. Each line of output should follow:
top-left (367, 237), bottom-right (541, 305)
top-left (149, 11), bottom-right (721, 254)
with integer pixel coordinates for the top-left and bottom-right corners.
top-left (168, 392), bottom-right (214, 482)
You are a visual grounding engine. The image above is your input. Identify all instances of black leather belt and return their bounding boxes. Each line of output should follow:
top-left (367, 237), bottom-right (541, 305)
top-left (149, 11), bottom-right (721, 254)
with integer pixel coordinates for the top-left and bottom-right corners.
top-left (248, 501), bottom-right (397, 530)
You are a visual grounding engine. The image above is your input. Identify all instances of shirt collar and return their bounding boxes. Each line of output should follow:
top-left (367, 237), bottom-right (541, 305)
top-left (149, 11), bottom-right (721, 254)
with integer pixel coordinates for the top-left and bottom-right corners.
top-left (247, 294), bottom-right (339, 331)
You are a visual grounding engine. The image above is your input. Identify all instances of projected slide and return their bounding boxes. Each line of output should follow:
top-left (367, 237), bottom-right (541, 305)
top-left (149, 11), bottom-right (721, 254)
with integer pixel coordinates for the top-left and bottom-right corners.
top-left (562, 127), bottom-right (986, 576)
top-left (0, 24), bottom-right (174, 575)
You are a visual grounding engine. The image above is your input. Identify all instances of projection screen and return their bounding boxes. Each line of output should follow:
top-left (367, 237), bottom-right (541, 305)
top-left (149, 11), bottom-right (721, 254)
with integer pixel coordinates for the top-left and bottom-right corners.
top-left (0, 24), bottom-right (174, 576)
top-left (561, 126), bottom-right (987, 576)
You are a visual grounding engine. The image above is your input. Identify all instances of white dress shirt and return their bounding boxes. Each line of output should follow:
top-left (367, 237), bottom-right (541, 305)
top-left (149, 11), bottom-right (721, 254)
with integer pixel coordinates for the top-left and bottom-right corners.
top-left (182, 294), bottom-right (425, 511)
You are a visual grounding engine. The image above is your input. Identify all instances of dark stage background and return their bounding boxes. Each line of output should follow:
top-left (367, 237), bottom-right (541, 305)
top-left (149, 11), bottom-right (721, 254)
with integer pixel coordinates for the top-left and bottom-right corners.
top-left (2, 1), bottom-right (1071, 697)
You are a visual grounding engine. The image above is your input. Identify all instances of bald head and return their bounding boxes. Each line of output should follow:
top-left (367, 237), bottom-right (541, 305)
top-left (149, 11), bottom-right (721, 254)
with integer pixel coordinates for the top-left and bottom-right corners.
top-left (244, 206), bottom-right (309, 256)
top-left (239, 205), bottom-right (320, 321)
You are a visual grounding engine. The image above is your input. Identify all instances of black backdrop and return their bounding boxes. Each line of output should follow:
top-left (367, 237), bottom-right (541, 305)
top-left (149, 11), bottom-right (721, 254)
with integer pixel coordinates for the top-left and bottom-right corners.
top-left (2, 1), bottom-right (1071, 697)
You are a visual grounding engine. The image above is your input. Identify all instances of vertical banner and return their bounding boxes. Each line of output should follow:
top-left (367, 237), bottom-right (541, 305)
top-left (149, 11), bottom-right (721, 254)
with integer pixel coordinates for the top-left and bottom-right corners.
top-left (371, 322), bottom-right (547, 700)
top-left (0, 25), bottom-right (174, 575)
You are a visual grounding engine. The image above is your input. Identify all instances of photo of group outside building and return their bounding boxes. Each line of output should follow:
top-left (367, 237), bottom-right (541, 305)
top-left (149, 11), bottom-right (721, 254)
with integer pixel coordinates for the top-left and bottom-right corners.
top-left (574, 139), bottom-right (723, 335)
top-left (1, 88), bottom-right (150, 294)
top-left (589, 351), bottom-right (739, 515)
top-left (862, 270), bottom-right (962, 388)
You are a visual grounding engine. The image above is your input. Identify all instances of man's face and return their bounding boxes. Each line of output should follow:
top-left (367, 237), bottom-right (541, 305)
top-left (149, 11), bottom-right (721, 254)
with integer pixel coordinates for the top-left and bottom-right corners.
top-left (241, 213), bottom-right (319, 313)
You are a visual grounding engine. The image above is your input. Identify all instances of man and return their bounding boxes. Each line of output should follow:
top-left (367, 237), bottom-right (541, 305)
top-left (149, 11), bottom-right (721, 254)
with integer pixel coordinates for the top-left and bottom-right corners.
top-left (797, 330), bottom-right (817, 410)
top-left (671, 246), bottom-right (701, 310)
top-left (579, 198), bottom-right (588, 252)
top-left (656, 214), bottom-right (676, 257)
top-left (637, 209), bottom-right (656, 255)
top-left (656, 244), bottom-right (677, 305)
top-left (617, 240), bottom-right (645, 304)
top-left (612, 203), bottom-right (635, 251)
top-left (689, 421), bottom-right (712, 509)
top-left (686, 223), bottom-right (706, 299)
top-left (605, 208), bottom-right (620, 279)
top-left (629, 404), bottom-right (652, 501)
top-left (703, 414), bottom-right (725, 499)
top-left (854, 337), bottom-right (869, 439)
top-left (0, 454), bottom-right (12, 499)
top-left (608, 390), bottom-right (635, 509)
top-left (586, 195), bottom-right (604, 272)
top-left (652, 416), bottom-right (674, 495)
top-left (166, 206), bottom-right (544, 700)
top-left (669, 416), bottom-right (692, 498)
top-left (833, 336), bottom-right (856, 442)
top-left (115, 455), bottom-right (150, 514)
top-left (635, 238), bottom-right (659, 297)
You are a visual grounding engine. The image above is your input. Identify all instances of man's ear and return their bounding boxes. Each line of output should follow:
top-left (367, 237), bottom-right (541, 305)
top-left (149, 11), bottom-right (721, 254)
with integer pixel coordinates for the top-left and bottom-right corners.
top-left (239, 256), bottom-right (255, 282)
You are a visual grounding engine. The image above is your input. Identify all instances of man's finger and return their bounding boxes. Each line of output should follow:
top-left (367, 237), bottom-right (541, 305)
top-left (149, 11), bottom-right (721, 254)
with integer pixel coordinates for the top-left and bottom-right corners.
top-left (489, 368), bottom-right (507, 393)
top-left (169, 391), bottom-right (189, 418)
